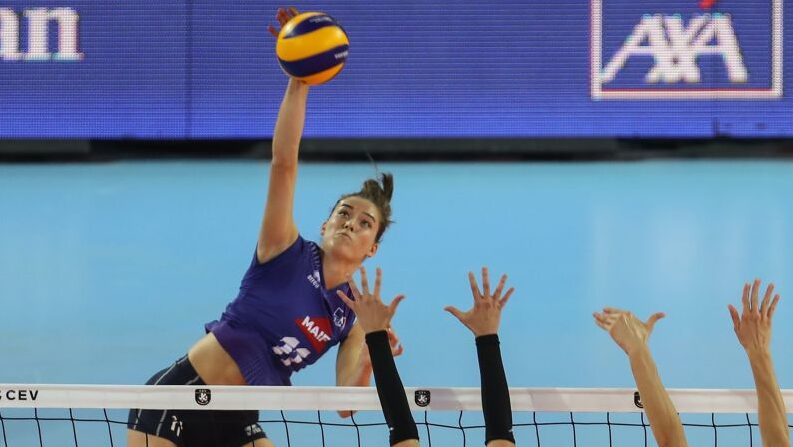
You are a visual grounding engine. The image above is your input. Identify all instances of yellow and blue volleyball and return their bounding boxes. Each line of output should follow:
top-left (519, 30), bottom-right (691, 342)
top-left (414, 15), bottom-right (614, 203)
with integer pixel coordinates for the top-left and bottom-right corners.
top-left (276, 12), bottom-right (349, 86)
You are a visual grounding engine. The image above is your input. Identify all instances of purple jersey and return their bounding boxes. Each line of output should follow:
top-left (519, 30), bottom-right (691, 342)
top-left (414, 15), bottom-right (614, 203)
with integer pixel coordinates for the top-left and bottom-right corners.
top-left (205, 236), bottom-right (355, 386)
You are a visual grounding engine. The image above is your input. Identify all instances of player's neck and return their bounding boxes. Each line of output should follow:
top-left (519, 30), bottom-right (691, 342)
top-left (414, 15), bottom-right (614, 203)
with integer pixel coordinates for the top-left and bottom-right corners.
top-left (321, 253), bottom-right (360, 289)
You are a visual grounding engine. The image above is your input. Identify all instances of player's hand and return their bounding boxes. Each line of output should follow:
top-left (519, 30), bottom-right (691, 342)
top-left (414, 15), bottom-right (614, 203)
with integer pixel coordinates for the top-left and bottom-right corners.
top-left (445, 267), bottom-right (515, 337)
top-left (728, 279), bottom-right (780, 356)
top-left (593, 308), bottom-right (664, 357)
top-left (338, 267), bottom-right (406, 334)
top-left (268, 6), bottom-right (299, 38)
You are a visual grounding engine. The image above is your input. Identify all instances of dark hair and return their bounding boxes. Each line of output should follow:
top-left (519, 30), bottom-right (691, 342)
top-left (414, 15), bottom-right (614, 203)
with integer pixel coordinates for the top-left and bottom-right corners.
top-left (335, 172), bottom-right (394, 242)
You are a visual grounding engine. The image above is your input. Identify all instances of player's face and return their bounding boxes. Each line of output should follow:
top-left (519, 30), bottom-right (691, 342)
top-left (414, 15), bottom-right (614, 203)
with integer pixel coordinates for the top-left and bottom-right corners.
top-left (321, 196), bottom-right (381, 261)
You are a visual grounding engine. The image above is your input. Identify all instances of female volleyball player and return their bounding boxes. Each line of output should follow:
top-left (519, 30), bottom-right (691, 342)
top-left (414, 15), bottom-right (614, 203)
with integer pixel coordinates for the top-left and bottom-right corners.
top-left (127, 7), bottom-right (399, 447)
top-left (729, 279), bottom-right (790, 447)
top-left (339, 267), bottom-right (516, 447)
top-left (593, 308), bottom-right (689, 447)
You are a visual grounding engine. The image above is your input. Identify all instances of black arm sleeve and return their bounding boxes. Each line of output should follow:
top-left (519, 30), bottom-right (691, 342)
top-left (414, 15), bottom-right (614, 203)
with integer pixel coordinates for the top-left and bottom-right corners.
top-left (366, 330), bottom-right (419, 445)
top-left (476, 334), bottom-right (515, 445)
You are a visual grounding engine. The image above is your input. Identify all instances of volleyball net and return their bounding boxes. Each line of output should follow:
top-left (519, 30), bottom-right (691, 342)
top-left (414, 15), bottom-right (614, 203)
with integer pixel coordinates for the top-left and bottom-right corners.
top-left (1, 384), bottom-right (792, 446)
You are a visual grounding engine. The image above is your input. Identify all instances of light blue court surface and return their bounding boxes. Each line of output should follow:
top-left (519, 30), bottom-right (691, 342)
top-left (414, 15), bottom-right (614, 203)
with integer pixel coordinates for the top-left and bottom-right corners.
top-left (1, 160), bottom-right (792, 446)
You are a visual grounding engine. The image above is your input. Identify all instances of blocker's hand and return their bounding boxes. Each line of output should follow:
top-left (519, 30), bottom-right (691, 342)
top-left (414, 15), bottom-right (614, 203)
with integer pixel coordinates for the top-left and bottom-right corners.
top-left (445, 267), bottom-right (515, 337)
top-left (593, 308), bottom-right (665, 357)
top-left (728, 279), bottom-right (780, 356)
top-left (338, 267), bottom-right (406, 335)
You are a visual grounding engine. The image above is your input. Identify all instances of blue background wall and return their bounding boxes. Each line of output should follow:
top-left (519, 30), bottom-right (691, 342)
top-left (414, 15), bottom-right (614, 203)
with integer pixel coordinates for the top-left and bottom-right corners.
top-left (0, 0), bottom-right (789, 138)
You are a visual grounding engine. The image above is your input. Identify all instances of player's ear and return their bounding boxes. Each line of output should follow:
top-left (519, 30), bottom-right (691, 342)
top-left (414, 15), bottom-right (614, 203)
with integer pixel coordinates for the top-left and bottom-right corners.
top-left (320, 221), bottom-right (327, 236)
top-left (366, 242), bottom-right (379, 258)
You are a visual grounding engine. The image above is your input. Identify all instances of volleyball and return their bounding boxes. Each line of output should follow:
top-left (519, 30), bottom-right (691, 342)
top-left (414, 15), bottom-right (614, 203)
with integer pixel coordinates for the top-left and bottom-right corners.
top-left (276, 12), bottom-right (349, 86)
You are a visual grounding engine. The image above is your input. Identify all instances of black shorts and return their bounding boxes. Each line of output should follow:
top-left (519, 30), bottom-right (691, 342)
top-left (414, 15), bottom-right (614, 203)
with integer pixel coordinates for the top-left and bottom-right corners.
top-left (128, 356), bottom-right (267, 447)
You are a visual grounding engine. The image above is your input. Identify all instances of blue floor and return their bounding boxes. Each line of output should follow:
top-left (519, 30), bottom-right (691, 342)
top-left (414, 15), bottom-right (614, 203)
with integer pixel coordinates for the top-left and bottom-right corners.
top-left (1, 160), bottom-right (792, 446)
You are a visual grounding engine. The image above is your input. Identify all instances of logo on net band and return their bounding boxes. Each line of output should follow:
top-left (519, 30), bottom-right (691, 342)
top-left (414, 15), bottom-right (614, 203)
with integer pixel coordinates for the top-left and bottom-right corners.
top-left (591, 0), bottom-right (783, 99)
top-left (415, 390), bottom-right (431, 407)
top-left (195, 388), bottom-right (211, 406)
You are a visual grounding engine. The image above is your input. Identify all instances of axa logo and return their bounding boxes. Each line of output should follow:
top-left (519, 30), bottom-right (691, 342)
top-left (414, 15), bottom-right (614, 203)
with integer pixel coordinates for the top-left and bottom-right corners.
top-left (0, 8), bottom-right (83, 62)
top-left (306, 270), bottom-right (321, 289)
top-left (297, 316), bottom-right (332, 351)
top-left (272, 336), bottom-right (311, 367)
top-left (592, 0), bottom-right (783, 99)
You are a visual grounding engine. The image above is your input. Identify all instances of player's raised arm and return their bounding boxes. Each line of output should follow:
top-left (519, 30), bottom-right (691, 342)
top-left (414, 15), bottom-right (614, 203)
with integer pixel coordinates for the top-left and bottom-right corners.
top-left (338, 267), bottom-right (418, 447)
top-left (729, 280), bottom-right (790, 447)
top-left (258, 7), bottom-right (307, 264)
top-left (445, 267), bottom-right (516, 447)
top-left (593, 308), bottom-right (687, 447)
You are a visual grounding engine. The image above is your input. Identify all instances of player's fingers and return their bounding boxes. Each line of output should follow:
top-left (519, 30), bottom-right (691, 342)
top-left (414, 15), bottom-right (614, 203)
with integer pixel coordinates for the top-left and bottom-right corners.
top-left (268, 25), bottom-right (279, 38)
top-left (593, 314), bottom-right (610, 331)
top-left (468, 271), bottom-right (482, 301)
top-left (728, 304), bottom-right (741, 331)
top-left (603, 307), bottom-right (626, 315)
top-left (761, 283), bottom-right (775, 316)
top-left (481, 267), bottom-right (491, 298)
top-left (741, 282), bottom-right (751, 314)
top-left (444, 306), bottom-right (466, 322)
top-left (645, 312), bottom-right (665, 333)
top-left (493, 274), bottom-right (507, 300)
top-left (288, 6), bottom-right (299, 18)
top-left (750, 278), bottom-right (761, 313)
top-left (276, 8), bottom-right (289, 26)
top-left (388, 295), bottom-right (406, 316)
top-left (498, 287), bottom-right (515, 309)
top-left (347, 275), bottom-right (363, 301)
top-left (768, 294), bottom-right (781, 320)
top-left (359, 267), bottom-right (370, 296)
top-left (337, 290), bottom-right (355, 309)
top-left (374, 267), bottom-right (382, 298)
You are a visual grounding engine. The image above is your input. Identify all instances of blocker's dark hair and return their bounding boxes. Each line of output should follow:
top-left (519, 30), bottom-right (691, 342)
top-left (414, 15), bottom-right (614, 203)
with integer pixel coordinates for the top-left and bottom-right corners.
top-left (334, 172), bottom-right (394, 242)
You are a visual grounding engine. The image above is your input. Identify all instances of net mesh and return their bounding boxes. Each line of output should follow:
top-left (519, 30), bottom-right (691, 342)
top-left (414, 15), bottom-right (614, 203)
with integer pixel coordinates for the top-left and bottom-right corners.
top-left (0, 385), bottom-right (791, 446)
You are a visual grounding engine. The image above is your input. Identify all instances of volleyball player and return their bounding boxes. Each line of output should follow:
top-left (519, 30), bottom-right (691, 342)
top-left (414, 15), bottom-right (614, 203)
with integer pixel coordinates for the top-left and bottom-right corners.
top-left (593, 308), bottom-right (688, 447)
top-left (339, 267), bottom-right (516, 447)
top-left (728, 279), bottom-right (790, 447)
top-left (127, 7), bottom-right (400, 446)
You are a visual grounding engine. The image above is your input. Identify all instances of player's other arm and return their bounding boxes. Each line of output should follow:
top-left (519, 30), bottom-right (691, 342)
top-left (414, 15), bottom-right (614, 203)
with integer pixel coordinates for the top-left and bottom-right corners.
top-left (258, 7), bottom-right (307, 264)
top-left (729, 280), bottom-right (790, 447)
top-left (338, 267), bottom-right (418, 446)
top-left (594, 308), bottom-right (688, 447)
top-left (445, 268), bottom-right (516, 447)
